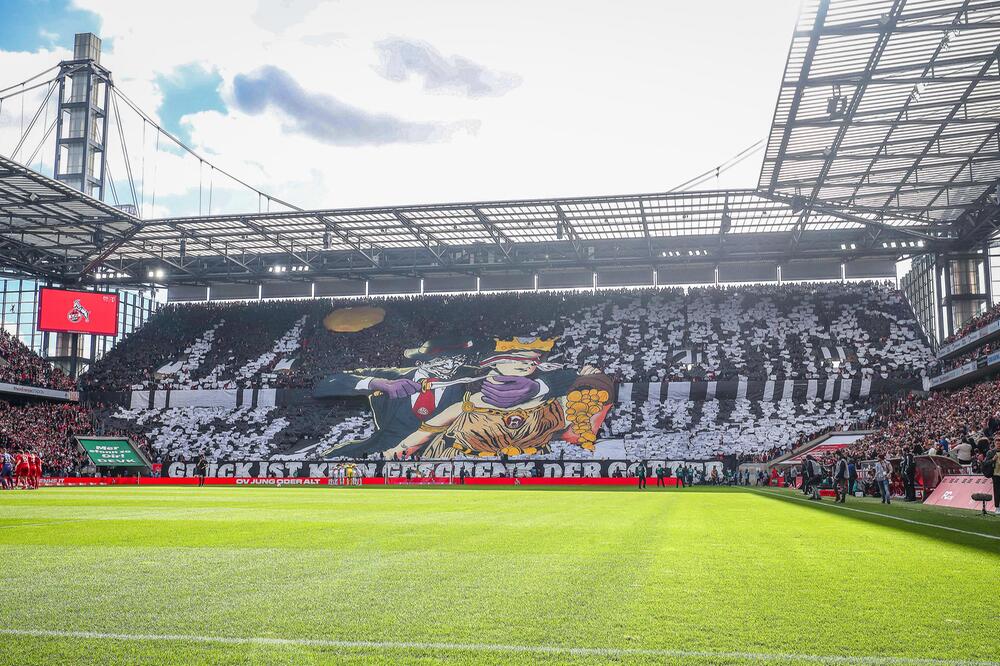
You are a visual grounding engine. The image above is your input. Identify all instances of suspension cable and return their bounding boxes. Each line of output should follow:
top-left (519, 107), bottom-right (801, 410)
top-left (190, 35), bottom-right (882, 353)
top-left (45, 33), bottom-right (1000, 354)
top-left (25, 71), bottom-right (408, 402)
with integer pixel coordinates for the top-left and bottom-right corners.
top-left (0, 65), bottom-right (58, 97)
top-left (25, 111), bottom-right (58, 167)
top-left (110, 91), bottom-right (140, 211)
top-left (11, 80), bottom-right (57, 160)
top-left (150, 131), bottom-right (160, 218)
top-left (106, 162), bottom-right (121, 207)
top-left (140, 119), bottom-right (146, 215)
top-left (110, 85), bottom-right (301, 212)
top-left (0, 77), bottom-right (58, 104)
top-left (668, 139), bottom-right (765, 193)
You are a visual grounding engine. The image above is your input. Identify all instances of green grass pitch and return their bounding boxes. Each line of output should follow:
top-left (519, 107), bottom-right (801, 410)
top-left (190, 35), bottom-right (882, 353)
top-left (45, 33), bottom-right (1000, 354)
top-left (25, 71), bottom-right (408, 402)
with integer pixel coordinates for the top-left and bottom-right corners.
top-left (1, 485), bottom-right (998, 665)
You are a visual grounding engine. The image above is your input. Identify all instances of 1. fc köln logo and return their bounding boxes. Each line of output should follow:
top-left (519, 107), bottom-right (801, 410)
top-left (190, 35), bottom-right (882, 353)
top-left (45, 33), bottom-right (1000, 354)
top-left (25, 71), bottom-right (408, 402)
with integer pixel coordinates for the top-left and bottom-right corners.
top-left (67, 299), bottom-right (91, 324)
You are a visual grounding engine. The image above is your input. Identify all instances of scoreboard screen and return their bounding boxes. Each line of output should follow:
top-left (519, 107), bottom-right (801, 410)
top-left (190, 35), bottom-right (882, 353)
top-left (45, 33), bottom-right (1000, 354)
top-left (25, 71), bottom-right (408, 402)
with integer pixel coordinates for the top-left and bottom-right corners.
top-left (37, 287), bottom-right (119, 336)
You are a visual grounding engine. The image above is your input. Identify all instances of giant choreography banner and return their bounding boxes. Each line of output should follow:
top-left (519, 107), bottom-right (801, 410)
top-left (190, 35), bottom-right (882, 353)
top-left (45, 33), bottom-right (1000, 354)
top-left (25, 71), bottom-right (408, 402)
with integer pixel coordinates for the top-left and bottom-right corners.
top-left (310, 319), bottom-right (615, 460)
top-left (164, 459), bottom-right (721, 479)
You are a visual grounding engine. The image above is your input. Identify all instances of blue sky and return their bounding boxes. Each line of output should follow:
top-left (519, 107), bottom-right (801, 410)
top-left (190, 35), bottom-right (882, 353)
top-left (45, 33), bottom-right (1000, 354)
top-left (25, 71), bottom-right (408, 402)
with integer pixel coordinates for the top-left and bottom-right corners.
top-left (0, 0), bottom-right (100, 52)
top-left (155, 65), bottom-right (225, 141)
top-left (0, 0), bottom-right (805, 216)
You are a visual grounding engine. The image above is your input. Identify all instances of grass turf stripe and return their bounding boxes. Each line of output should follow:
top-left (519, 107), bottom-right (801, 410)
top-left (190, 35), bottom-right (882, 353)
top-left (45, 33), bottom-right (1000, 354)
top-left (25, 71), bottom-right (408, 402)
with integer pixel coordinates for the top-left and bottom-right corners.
top-left (749, 488), bottom-right (1000, 542)
top-left (0, 629), bottom-right (996, 665)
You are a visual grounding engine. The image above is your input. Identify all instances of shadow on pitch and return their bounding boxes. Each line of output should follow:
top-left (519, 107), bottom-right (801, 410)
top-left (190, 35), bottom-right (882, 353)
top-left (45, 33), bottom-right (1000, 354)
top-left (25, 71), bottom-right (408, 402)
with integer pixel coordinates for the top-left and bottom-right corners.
top-left (748, 487), bottom-right (1000, 557)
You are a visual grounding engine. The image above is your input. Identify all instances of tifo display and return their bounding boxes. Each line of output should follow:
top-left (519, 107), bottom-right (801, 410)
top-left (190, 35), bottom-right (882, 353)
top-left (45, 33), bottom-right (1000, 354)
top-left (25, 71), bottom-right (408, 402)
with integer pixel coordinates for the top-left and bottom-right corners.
top-left (70, 282), bottom-right (929, 465)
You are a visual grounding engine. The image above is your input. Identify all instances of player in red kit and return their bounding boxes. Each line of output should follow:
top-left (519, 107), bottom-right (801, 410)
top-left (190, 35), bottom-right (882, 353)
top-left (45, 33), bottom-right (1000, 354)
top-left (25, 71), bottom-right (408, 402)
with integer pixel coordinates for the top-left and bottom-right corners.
top-left (24, 452), bottom-right (35, 489)
top-left (14, 451), bottom-right (28, 489)
top-left (31, 452), bottom-right (42, 489)
top-left (23, 452), bottom-right (35, 489)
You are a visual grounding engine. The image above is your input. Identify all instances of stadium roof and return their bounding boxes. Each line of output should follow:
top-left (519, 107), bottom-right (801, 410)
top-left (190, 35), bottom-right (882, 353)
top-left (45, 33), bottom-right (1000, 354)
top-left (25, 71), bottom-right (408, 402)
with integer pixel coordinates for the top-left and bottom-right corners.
top-left (0, 0), bottom-right (998, 286)
top-left (0, 159), bottom-right (949, 284)
top-left (0, 154), bottom-right (141, 279)
top-left (760, 0), bottom-right (1000, 234)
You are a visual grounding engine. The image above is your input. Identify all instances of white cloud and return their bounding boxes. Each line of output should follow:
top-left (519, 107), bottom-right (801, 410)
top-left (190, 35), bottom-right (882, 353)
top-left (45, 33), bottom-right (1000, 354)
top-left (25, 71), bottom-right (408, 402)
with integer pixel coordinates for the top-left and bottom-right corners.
top-left (375, 37), bottom-right (522, 98)
top-left (231, 65), bottom-right (480, 145)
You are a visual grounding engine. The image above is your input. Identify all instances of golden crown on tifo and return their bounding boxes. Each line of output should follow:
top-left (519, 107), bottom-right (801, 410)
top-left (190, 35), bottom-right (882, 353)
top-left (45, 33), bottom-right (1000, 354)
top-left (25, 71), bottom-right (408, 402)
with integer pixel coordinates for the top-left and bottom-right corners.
top-left (493, 337), bottom-right (557, 353)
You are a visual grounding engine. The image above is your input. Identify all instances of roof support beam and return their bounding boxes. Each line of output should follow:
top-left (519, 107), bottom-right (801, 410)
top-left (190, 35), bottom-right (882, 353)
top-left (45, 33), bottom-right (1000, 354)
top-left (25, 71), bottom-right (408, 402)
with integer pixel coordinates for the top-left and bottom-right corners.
top-left (639, 199), bottom-right (652, 258)
top-left (761, 191), bottom-right (946, 242)
top-left (776, 127), bottom-right (998, 159)
top-left (875, 44), bottom-right (1000, 216)
top-left (783, 51), bottom-right (1000, 86)
top-left (314, 214), bottom-right (381, 268)
top-left (785, 0), bottom-right (905, 252)
top-left (841, 3), bottom-right (995, 214)
top-left (472, 208), bottom-right (514, 263)
top-left (923, 125), bottom-right (1000, 213)
top-left (553, 204), bottom-right (586, 262)
top-left (800, 19), bottom-right (1000, 36)
top-left (780, 115), bottom-right (1000, 128)
top-left (392, 210), bottom-right (448, 265)
top-left (238, 216), bottom-right (313, 268)
top-left (766, 0), bottom-right (830, 196)
top-left (794, 2), bottom-right (1000, 35)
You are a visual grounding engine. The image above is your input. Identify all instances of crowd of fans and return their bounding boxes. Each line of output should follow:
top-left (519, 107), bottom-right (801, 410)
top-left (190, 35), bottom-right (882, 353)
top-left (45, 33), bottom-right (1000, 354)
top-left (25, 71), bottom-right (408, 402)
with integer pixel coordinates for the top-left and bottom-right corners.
top-left (76, 281), bottom-right (932, 393)
top-left (0, 330), bottom-right (74, 390)
top-left (0, 401), bottom-right (92, 475)
top-left (102, 401), bottom-right (372, 463)
top-left (78, 304), bottom-right (221, 392)
top-left (842, 377), bottom-right (1000, 464)
top-left (607, 397), bottom-right (873, 461)
top-left (929, 338), bottom-right (1000, 376)
top-left (940, 301), bottom-right (1000, 347)
top-left (736, 425), bottom-right (842, 464)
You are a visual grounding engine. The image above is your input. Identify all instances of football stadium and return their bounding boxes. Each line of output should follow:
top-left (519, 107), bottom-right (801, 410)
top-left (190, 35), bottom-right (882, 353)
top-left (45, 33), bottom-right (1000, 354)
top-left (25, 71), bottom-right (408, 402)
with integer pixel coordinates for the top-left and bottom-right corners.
top-left (1, 1), bottom-right (1000, 664)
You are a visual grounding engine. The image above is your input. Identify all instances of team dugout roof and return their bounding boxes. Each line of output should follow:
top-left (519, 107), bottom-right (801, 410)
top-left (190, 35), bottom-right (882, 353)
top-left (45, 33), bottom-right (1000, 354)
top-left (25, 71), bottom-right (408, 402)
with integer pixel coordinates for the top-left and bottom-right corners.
top-left (0, 0), bottom-right (998, 286)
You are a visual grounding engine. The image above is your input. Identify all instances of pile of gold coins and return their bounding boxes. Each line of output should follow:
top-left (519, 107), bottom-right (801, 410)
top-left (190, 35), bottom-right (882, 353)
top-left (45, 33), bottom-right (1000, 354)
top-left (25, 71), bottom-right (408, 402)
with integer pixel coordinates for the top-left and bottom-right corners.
top-left (565, 388), bottom-right (609, 450)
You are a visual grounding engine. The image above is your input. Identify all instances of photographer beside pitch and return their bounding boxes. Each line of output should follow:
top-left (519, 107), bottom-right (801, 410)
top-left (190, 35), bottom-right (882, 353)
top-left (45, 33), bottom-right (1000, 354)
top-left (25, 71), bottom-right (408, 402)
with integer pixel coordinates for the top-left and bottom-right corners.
top-left (832, 452), bottom-right (849, 504)
top-left (802, 454), bottom-right (825, 501)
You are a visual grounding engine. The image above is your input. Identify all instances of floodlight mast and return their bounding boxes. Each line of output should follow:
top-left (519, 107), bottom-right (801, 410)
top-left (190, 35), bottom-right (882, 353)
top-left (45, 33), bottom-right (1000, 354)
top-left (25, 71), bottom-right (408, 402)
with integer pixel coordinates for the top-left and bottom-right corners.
top-left (53, 33), bottom-right (113, 202)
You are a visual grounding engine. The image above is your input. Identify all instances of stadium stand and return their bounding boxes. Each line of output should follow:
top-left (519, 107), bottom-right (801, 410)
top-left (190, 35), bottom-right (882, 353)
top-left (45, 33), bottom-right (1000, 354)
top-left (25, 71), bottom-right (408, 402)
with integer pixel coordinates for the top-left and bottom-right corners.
top-left (0, 400), bottom-right (119, 475)
top-left (0, 329), bottom-right (75, 390)
top-left (844, 376), bottom-right (1000, 463)
top-left (78, 304), bottom-right (221, 391)
top-left (930, 339), bottom-right (1000, 376)
top-left (606, 397), bottom-right (873, 461)
top-left (100, 397), bottom-right (869, 463)
top-left (98, 403), bottom-right (371, 462)
top-left (75, 281), bottom-right (931, 463)
top-left (81, 281), bottom-right (932, 393)
top-left (939, 302), bottom-right (1000, 347)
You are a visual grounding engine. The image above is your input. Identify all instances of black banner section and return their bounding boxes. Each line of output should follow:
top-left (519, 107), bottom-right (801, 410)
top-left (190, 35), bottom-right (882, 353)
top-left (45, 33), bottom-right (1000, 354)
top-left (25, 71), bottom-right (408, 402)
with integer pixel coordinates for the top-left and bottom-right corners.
top-left (165, 459), bottom-right (723, 479)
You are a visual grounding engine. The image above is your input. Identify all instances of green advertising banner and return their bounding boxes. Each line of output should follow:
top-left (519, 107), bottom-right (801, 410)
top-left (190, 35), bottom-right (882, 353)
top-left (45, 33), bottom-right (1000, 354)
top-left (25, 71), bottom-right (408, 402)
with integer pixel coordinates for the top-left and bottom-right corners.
top-left (77, 437), bottom-right (149, 468)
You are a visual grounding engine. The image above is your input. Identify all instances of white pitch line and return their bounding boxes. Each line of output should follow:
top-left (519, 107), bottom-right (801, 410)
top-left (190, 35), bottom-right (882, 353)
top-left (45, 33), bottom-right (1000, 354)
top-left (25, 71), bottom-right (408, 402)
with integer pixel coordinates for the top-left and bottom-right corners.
top-left (0, 629), bottom-right (996, 665)
top-left (750, 489), bottom-right (1000, 542)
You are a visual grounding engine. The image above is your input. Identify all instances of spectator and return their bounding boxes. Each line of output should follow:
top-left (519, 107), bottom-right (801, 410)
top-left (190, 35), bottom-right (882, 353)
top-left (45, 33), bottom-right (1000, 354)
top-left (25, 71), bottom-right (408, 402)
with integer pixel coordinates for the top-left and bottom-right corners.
top-left (874, 454), bottom-right (892, 504)
top-left (0, 330), bottom-right (75, 390)
top-left (833, 452), bottom-right (849, 503)
top-left (987, 443), bottom-right (1000, 516)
